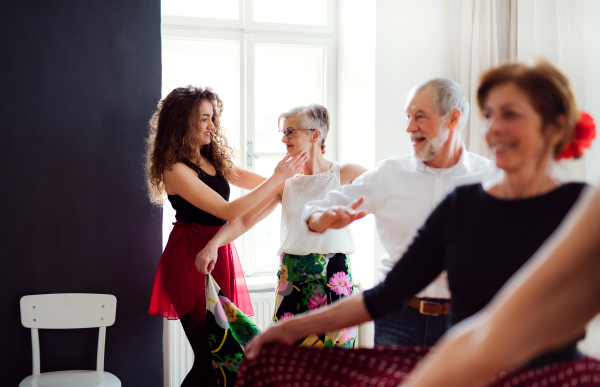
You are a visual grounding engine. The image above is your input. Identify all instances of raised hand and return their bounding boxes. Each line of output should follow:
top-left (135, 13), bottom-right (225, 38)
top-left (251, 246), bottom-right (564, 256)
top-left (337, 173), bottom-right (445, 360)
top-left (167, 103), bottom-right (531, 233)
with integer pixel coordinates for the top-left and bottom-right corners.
top-left (195, 243), bottom-right (219, 274)
top-left (273, 152), bottom-right (308, 181)
top-left (308, 197), bottom-right (368, 232)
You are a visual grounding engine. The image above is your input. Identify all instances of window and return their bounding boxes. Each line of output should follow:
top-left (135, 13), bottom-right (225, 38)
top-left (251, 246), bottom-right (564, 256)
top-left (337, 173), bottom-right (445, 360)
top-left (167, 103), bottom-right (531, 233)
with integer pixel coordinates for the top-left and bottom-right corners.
top-left (161, 0), bottom-right (337, 276)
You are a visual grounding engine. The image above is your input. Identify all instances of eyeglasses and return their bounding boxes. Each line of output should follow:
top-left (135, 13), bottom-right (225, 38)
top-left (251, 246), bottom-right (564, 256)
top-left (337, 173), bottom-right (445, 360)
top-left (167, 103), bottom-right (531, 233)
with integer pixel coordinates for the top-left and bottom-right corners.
top-left (278, 128), bottom-right (316, 139)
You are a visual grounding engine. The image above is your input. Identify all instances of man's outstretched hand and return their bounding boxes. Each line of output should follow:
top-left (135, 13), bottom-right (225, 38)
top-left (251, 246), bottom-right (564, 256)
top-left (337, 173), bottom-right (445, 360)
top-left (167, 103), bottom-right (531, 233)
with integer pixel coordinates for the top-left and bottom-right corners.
top-left (307, 197), bottom-right (368, 233)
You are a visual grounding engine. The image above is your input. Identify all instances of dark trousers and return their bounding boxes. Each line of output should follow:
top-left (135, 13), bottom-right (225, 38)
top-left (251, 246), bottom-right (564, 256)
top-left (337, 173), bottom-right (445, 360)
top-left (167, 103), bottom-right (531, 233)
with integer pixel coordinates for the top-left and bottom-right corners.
top-left (374, 302), bottom-right (450, 347)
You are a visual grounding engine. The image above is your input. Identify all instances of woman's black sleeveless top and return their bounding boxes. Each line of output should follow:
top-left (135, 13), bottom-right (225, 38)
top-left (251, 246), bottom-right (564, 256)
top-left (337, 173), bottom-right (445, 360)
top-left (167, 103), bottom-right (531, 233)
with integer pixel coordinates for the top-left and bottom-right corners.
top-left (167, 163), bottom-right (230, 226)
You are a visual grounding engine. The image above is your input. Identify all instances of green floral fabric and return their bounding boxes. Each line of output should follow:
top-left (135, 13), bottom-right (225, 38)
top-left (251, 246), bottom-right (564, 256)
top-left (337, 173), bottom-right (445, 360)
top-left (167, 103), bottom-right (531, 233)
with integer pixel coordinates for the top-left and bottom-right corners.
top-left (206, 275), bottom-right (261, 386)
top-left (274, 252), bottom-right (356, 348)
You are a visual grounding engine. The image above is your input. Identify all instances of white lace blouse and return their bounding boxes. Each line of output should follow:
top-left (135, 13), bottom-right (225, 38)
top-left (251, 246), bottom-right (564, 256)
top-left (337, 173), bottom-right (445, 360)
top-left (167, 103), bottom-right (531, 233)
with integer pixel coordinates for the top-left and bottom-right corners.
top-left (278, 162), bottom-right (356, 256)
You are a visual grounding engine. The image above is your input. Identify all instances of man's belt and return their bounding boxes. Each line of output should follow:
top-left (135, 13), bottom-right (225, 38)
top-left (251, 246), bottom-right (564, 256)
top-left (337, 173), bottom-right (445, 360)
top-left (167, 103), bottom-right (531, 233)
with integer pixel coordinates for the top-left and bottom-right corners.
top-left (408, 297), bottom-right (450, 316)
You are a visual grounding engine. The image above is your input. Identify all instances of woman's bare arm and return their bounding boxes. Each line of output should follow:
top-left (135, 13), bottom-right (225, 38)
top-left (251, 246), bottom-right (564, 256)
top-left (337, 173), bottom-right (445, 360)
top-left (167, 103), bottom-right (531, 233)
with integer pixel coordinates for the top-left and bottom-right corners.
top-left (164, 152), bottom-right (307, 222)
top-left (229, 166), bottom-right (266, 190)
top-left (195, 181), bottom-right (284, 273)
top-left (339, 162), bottom-right (368, 185)
top-left (402, 187), bottom-right (600, 387)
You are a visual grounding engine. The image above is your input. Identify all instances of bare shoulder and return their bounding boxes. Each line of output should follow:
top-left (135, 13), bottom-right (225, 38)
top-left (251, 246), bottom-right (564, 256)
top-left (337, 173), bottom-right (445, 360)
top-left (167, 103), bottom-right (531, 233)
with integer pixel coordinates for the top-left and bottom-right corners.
top-left (274, 179), bottom-right (286, 201)
top-left (164, 162), bottom-right (196, 179)
top-left (339, 162), bottom-right (368, 185)
top-left (163, 162), bottom-right (198, 194)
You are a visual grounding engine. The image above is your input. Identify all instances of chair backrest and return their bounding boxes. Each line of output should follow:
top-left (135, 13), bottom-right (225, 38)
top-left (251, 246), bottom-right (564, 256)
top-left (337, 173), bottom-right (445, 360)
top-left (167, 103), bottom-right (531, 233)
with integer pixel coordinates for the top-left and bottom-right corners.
top-left (20, 293), bottom-right (117, 374)
top-left (20, 293), bottom-right (116, 329)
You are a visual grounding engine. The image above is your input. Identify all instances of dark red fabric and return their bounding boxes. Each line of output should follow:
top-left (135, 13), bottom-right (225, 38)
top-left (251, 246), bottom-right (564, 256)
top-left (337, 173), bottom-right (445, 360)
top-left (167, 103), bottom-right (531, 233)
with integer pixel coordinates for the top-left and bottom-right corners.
top-left (237, 344), bottom-right (600, 387)
top-left (490, 358), bottom-right (600, 387)
top-left (148, 222), bottom-right (253, 324)
top-left (237, 344), bottom-right (429, 387)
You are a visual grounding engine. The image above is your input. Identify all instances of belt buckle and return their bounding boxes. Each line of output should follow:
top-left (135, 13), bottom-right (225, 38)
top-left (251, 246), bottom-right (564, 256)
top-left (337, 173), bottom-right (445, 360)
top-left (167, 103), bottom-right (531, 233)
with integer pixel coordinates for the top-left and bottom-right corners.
top-left (419, 300), bottom-right (440, 316)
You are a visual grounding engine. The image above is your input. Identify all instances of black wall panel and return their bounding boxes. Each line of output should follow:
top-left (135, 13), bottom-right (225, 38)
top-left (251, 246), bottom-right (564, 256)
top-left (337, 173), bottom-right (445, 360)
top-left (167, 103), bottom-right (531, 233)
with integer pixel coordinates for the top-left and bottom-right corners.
top-left (0, 1), bottom-right (163, 385)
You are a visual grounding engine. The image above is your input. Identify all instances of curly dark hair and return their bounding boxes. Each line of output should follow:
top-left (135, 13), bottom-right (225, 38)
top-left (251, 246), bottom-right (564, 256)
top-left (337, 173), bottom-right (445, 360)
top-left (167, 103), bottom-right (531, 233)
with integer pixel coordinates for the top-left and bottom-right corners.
top-left (145, 85), bottom-right (237, 205)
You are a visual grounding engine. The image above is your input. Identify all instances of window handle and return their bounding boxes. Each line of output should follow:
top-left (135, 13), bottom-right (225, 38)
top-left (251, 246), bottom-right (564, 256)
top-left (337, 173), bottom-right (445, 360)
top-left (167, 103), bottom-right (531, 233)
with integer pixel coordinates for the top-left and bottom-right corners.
top-left (246, 141), bottom-right (259, 167)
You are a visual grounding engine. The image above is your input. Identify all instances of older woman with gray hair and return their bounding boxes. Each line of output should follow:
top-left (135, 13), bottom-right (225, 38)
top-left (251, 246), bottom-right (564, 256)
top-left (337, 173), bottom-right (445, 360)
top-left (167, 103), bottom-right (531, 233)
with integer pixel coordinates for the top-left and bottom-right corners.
top-left (196, 103), bottom-right (367, 348)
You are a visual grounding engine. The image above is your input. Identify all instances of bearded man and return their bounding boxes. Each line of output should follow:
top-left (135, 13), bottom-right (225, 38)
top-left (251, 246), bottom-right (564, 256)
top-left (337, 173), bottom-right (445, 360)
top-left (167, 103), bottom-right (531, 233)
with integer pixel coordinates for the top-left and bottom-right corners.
top-left (303, 78), bottom-right (498, 347)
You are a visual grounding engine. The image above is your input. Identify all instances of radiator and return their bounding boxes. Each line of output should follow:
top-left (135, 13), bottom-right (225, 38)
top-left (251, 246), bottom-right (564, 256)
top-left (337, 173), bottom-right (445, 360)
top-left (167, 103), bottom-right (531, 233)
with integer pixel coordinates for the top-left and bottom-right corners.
top-left (165, 292), bottom-right (275, 387)
top-left (248, 291), bottom-right (276, 330)
top-left (165, 319), bottom-right (194, 387)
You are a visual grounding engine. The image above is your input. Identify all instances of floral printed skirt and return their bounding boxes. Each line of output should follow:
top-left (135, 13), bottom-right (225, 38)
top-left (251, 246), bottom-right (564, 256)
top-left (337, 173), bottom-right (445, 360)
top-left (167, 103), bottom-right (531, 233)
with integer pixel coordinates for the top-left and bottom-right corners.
top-left (274, 252), bottom-right (356, 348)
top-left (206, 274), bottom-right (261, 387)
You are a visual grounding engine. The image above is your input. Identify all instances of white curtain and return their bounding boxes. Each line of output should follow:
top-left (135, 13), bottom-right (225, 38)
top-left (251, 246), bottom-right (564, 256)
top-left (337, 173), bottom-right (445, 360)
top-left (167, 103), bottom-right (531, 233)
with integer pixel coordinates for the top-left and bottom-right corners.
top-left (516, 0), bottom-right (587, 181)
top-left (453, 0), bottom-right (587, 177)
top-left (453, 0), bottom-right (503, 157)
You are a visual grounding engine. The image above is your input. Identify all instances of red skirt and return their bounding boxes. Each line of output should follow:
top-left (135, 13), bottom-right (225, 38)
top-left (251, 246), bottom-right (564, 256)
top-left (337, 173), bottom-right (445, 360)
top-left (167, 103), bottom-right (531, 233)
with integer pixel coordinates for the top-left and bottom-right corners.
top-left (148, 222), bottom-right (253, 324)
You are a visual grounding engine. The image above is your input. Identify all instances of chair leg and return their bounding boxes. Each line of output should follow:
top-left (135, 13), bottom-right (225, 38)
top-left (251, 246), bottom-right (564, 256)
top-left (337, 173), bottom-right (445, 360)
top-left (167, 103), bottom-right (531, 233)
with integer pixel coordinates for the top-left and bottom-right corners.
top-left (31, 328), bottom-right (40, 375)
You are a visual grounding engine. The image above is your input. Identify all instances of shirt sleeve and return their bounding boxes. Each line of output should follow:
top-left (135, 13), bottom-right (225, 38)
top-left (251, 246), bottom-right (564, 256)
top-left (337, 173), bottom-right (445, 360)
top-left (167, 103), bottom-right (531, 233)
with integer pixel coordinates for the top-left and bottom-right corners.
top-left (362, 190), bottom-right (454, 320)
top-left (301, 164), bottom-right (381, 223)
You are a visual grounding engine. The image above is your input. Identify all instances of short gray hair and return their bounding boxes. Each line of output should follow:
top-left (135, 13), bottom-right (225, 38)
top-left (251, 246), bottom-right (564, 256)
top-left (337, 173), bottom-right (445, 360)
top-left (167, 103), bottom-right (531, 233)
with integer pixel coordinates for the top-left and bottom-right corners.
top-left (407, 78), bottom-right (470, 131)
top-left (278, 103), bottom-right (329, 147)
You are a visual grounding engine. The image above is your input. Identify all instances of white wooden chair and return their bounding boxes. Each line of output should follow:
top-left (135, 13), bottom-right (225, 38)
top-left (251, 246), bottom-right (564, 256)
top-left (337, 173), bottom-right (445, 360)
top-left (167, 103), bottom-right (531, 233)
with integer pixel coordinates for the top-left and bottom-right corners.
top-left (19, 293), bottom-right (121, 387)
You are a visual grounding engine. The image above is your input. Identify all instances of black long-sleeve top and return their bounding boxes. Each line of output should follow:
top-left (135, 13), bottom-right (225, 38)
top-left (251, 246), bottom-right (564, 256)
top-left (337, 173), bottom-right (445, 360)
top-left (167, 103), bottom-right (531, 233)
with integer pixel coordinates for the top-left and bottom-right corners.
top-left (364, 183), bottom-right (586, 365)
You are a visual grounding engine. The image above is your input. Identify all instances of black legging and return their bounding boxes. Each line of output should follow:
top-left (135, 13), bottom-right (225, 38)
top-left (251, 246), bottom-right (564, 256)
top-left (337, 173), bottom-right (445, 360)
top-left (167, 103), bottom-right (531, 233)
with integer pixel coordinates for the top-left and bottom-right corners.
top-left (179, 314), bottom-right (219, 387)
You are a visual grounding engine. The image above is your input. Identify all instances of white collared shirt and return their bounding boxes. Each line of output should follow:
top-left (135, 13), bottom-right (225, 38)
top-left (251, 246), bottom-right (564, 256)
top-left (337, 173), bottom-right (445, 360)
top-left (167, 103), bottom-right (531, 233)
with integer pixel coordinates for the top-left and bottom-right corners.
top-left (302, 145), bottom-right (500, 299)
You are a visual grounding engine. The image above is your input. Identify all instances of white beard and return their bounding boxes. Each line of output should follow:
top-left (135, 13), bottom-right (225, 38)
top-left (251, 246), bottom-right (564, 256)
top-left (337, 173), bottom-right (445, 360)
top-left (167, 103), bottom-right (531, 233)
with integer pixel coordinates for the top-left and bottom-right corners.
top-left (413, 125), bottom-right (450, 162)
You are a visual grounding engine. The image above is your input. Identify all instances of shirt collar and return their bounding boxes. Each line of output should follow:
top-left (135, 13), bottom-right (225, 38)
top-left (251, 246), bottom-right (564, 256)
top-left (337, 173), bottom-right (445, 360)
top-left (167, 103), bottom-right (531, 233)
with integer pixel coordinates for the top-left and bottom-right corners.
top-left (416, 142), bottom-right (468, 174)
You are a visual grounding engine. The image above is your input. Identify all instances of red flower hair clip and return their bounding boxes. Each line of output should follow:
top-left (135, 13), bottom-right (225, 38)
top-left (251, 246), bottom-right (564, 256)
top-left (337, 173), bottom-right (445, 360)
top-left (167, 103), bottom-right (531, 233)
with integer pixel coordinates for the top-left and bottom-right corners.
top-left (555, 112), bottom-right (596, 160)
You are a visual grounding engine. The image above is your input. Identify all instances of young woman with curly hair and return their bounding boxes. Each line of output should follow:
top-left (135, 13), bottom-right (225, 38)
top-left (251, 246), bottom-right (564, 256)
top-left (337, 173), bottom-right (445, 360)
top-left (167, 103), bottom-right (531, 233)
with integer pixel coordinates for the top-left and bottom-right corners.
top-left (146, 85), bottom-right (307, 387)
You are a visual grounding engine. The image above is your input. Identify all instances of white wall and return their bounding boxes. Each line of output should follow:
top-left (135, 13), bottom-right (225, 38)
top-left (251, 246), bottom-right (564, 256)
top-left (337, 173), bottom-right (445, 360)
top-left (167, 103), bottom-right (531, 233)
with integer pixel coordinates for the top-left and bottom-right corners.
top-left (375, 0), bottom-right (456, 162)
top-left (337, 0), bottom-right (376, 348)
top-left (337, 0), bottom-right (376, 291)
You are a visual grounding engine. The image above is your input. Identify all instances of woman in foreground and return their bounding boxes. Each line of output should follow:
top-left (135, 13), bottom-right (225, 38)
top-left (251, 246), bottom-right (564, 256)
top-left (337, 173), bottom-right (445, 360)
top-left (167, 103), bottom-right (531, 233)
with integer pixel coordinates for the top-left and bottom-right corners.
top-left (245, 60), bottom-right (593, 371)
top-left (145, 85), bottom-right (307, 386)
top-left (197, 103), bottom-right (366, 348)
top-left (401, 186), bottom-right (600, 387)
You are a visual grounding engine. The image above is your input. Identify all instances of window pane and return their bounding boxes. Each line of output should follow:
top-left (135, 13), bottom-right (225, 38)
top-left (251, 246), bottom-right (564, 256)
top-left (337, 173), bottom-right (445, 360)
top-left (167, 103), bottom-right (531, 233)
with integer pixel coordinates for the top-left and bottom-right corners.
top-left (161, 0), bottom-right (239, 19)
top-left (253, 157), bottom-right (284, 272)
top-left (162, 38), bottom-right (240, 149)
top-left (253, 0), bottom-right (327, 25)
top-left (254, 45), bottom-right (324, 153)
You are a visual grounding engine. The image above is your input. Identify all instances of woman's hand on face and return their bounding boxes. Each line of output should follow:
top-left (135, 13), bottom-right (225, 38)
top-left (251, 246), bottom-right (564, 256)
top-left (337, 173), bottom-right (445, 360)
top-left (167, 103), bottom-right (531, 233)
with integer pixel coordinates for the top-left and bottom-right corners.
top-left (273, 152), bottom-right (308, 181)
top-left (245, 324), bottom-right (296, 360)
top-left (313, 197), bottom-right (368, 231)
top-left (195, 243), bottom-right (218, 274)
